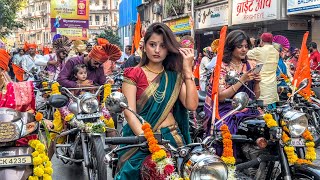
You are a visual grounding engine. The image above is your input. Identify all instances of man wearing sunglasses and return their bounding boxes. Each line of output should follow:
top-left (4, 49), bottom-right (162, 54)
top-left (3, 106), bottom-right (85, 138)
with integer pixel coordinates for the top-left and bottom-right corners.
top-left (57, 45), bottom-right (109, 88)
top-left (39, 36), bottom-right (72, 81)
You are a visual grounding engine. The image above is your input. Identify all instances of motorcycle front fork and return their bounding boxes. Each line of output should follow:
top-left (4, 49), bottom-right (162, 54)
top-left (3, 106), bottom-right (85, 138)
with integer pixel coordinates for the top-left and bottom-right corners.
top-left (278, 142), bottom-right (292, 180)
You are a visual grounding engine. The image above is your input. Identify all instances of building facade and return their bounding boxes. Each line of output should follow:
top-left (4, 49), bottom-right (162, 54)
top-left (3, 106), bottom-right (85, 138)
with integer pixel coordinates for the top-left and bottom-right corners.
top-left (132, 0), bottom-right (320, 52)
top-left (15, 0), bottom-right (119, 48)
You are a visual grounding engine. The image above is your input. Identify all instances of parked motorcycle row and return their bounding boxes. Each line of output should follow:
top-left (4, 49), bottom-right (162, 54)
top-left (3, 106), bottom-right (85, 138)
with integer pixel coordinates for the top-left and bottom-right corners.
top-left (1, 68), bottom-right (320, 180)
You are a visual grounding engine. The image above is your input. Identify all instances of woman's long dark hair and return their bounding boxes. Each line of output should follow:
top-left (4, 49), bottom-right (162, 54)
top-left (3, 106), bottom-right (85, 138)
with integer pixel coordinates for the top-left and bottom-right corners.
top-left (139, 23), bottom-right (183, 72)
top-left (223, 30), bottom-right (252, 64)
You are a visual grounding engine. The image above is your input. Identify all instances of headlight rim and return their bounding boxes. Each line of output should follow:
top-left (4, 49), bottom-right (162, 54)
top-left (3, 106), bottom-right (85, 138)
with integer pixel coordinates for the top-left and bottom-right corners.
top-left (283, 110), bottom-right (308, 137)
top-left (80, 93), bottom-right (99, 114)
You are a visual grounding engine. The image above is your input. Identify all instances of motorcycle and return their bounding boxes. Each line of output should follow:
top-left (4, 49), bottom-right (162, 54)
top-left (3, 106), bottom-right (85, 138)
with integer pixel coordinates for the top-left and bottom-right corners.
top-left (103, 92), bottom-right (229, 180)
top-left (215, 75), bottom-right (320, 179)
top-left (49, 85), bottom-right (115, 180)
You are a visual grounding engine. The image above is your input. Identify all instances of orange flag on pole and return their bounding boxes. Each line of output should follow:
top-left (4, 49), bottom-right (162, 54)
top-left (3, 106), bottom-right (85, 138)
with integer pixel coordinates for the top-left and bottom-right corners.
top-left (210, 26), bottom-right (227, 134)
top-left (293, 31), bottom-right (311, 99)
top-left (131, 13), bottom-right (142, 54)
top-left (12, 64), bottom-right (25, 82)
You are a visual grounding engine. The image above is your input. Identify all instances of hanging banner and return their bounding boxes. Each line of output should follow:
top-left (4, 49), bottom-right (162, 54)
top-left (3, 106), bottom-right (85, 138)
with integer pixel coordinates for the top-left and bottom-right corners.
top-left (165, 17), bottom-right (191, 34)
top-left (287, 0), bottom-right (320, 15)
top-left (50, 0), bottom-right (89, 40)
top-left (232, 0), bottom-right (278, 25)
top-left (196, 3), bottom-right (228, 30)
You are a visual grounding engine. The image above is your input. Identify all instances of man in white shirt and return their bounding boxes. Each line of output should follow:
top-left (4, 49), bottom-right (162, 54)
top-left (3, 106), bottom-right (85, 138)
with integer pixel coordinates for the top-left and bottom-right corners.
top-left (20, 43), bottom-right (45, 80)
top-left (248, 33), bottom-right (279, 109)
top-left (199, 47), bottom-right (214, 91)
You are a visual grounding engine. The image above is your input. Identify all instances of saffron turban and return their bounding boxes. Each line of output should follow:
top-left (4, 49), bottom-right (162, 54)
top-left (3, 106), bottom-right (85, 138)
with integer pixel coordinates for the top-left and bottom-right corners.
top-left (97, 38), bottom-right (109, 45)
top-left (88, 43), bottom-right (122, 63)
top-left (0, 49), bottom-right (10, 71)
top-left (260, 33), bottom-right (273, 43)
top-left (24, 42), bottom-right (37, 51)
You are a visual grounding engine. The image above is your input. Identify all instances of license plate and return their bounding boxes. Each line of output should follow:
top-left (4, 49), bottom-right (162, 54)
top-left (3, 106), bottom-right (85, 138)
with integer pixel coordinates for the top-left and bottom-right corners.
top-left (290, 138), bottom-right (305, 147)
top-left (0, 155), bottom-right (32, 167)
top-left (77, 112), bottom-right (102, 120)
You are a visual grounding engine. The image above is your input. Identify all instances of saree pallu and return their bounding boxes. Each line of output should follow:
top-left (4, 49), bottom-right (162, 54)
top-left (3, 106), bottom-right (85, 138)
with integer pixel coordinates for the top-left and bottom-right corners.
top-left (0, 81), bottom-right (35, 112)
top-left (115, 71), bottom-right (190, 180)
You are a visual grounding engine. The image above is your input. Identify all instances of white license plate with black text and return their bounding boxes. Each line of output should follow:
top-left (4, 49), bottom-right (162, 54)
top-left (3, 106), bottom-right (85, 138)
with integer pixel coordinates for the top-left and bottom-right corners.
top-left (0, 155), bottom-right (32, 167)
top-left (290, 138), bottom-right (305, 147)
top-left (77, 112), bottom-right (102, 120)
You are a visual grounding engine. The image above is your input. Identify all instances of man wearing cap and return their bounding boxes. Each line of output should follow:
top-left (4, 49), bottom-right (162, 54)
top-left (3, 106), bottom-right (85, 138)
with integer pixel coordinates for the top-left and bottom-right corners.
top-left (57, 44), bottom-right (108, 88)
top-left (20, 43), bottom-right (45, 80)
top-left (248, 33), bottom-right (279, 109)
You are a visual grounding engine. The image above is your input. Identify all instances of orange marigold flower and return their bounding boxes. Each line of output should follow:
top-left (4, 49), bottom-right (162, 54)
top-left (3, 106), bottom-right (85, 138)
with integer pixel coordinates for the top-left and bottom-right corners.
top-left (220, 124), bottom-right (228, 131)
top-left (35, 112), bottom-right (44, 122)
top-left (142, 123), bottom-right (151, 131)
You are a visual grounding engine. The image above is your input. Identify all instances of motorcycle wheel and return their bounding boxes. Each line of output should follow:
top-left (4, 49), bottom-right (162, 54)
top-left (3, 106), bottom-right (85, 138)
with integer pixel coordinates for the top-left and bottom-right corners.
top-left (276, 172), bottom-right (314, 180)
top-left (88, 136), bottom-right (108, 180)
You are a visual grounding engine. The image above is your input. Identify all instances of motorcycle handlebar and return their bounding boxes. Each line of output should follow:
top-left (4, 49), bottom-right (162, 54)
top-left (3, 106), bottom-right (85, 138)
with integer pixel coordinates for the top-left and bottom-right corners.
top-left (105, 134), bottom-right (168, 145)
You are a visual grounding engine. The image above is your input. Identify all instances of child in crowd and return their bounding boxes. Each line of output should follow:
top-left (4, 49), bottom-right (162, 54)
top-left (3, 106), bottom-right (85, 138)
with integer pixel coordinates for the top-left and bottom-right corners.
top-left (72, 64), bottom-right (93, 95)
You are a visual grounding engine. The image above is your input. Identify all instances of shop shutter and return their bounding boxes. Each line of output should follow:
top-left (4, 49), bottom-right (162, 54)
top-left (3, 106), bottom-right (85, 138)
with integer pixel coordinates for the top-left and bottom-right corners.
top-left (272, 30), bottom-right (310, 49)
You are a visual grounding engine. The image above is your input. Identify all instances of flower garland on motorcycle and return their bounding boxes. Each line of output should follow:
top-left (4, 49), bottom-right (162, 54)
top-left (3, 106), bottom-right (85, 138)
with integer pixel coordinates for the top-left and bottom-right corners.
top-left (263, 114), bottom-right (316, 164)
top-left (49, 82), bottom-right (115, 134)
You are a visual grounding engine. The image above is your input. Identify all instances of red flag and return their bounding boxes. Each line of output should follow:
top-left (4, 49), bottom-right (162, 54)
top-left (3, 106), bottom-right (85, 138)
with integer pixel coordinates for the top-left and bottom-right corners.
top-left (293, 31), bottom-right (311, 99)
top-left (12, 64), bottom-right (25, 81)
top-left (132, 14), bottom-right (142, 54)
top-left (211, 26), bottom-right (228, 120)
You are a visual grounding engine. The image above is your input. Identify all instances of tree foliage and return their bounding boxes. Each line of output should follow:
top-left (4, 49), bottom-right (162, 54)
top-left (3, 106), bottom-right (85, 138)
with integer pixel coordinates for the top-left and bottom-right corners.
top-left (0, 0), bottom-right (25, 38)
top-left (96, 28), bottom-right (122, 49)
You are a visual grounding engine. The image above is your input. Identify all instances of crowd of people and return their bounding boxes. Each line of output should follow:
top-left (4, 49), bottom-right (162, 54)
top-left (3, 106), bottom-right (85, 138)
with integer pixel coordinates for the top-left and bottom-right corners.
top-left (0, 22), bottom-right (319, 179)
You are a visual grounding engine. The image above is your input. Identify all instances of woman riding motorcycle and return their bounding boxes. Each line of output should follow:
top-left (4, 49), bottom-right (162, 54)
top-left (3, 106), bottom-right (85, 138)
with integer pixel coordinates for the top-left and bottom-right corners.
top-left (116, 22), bottom-right (198, 179)
top-left (204, 30), bottom-right (261, 152)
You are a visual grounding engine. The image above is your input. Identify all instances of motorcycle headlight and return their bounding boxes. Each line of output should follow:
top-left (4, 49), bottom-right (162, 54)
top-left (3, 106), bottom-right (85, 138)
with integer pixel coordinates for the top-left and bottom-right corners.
top-left (0, 121), bottom-right (38, 142)
top-left (184, 153), bottom-right (228, 180)
top-left (283, 110), bottom-right (308, 137)
top-left (80, 93), bottom-right (99, 114)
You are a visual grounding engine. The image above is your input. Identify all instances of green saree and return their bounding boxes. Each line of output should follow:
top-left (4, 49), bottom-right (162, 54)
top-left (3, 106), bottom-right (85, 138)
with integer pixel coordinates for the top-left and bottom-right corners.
top-left (115, 70), bottom-right (190, 180)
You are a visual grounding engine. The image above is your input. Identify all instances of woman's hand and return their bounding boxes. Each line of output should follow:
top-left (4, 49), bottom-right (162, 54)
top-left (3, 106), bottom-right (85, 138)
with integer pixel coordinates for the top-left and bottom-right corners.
top-left (179, 48), bottom-right (194, 73)
top-left (253, 73), bottom-right (261, 83)
top-left (43, 119), bottom-right (54, 130)
top-left (239, 71), bottom-right (255, 83)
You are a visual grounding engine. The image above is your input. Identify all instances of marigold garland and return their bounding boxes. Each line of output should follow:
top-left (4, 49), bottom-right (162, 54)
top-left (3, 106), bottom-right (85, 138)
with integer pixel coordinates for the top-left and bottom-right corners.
top-left (100, 116), bottom-right (115, 128)
top-left (281, 121), bottom-right (316, 164)
top-left (50, 109), bottom-right (65, 144)
top-left (263, 114), bottom-right (278, 128)
top-left (141, 122), bottom-right (177, 176)
top-left (28, 140), bottom-right (53, 180)
top-left (220, 124), bottom-right (236, 165)
top-left (103, 84), bottom-right (111, 102)
top-left (50, 82), bottom-right (61, 95)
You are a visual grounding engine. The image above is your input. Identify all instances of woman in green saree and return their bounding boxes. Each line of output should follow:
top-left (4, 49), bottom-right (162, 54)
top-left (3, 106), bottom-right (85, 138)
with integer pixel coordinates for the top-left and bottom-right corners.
top-left (115, 23), bottom-right (198, 179)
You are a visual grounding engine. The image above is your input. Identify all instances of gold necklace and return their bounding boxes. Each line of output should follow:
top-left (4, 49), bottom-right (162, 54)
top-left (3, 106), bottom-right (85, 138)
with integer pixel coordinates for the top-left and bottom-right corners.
top-left (145, 65), bottom-right (164, 74)
top-left (230, 61), bottom-right (242, 68)
top-left (153, 72), bottom-right (168, 103)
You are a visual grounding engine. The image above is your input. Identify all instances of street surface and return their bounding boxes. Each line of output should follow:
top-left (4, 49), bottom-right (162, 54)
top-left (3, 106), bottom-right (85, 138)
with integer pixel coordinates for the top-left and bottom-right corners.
top-left (52, 155), bottom-right (112, 180)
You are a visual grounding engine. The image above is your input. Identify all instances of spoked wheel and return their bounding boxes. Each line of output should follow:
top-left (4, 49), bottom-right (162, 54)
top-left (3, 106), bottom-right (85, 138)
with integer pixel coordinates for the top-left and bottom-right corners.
top-left (87, 136), bottom-right (108, 180)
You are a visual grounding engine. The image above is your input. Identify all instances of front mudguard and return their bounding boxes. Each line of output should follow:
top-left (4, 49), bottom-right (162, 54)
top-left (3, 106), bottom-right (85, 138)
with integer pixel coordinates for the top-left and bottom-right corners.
top-left (293, 164), bottom-right (320, 179)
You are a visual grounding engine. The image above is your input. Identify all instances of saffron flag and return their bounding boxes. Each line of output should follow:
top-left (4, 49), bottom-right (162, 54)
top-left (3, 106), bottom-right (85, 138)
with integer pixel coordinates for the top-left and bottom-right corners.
top-left (132, 13), bottom-right (142, 54)
top-left (293, 31), bottom-right (311, 98)
top-left (211, 26), bottom-right (228, 120)
top-left (12, 63), bottom-right (25, 82)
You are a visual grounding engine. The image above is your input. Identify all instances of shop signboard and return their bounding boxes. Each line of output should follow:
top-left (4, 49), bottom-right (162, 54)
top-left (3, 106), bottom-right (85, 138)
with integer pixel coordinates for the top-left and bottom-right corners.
top-left (196, 3), bottom-right (228, 29)
top-left (287, 0), bottom-right (320, 15)
top-left (50, 0), bottom-right (89, 40)
top-left (165, 17), bottom-right (191, 34)
top-left (232, 0), bottom-right (278, 25)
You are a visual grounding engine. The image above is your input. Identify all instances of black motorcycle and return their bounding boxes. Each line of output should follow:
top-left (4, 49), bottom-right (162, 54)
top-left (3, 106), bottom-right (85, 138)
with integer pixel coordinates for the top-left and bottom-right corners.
top-left (212, 84), bottom-right (320, 179)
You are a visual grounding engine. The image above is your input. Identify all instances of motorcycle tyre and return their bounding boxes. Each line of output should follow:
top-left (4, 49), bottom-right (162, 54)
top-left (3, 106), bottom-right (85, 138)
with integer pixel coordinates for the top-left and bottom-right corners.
top-left (88, 136), bottom-right (108, 180)
top-left (276, 165), bottom-right (320, 180)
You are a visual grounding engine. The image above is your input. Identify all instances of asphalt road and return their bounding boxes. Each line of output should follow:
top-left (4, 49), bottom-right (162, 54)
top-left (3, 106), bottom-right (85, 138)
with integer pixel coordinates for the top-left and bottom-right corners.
top-left (52, 155), bottom-right (112, 180)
